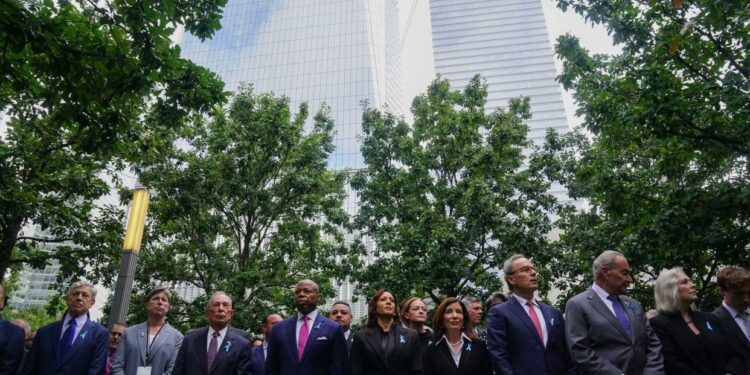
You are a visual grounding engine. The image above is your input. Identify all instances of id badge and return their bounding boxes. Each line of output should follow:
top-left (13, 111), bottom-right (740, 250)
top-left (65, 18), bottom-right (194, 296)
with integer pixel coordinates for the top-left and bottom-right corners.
top-left (136, 367), bottom-right (152, 375)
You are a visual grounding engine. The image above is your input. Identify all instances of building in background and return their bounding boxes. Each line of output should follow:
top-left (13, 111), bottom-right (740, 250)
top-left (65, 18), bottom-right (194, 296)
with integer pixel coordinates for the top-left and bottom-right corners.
top-left (177, 0), bottom-right (436, 320)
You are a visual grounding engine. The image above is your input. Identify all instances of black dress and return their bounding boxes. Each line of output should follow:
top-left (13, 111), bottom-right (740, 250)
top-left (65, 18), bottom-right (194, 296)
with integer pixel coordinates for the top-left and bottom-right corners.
top-left (651, 310), bottom-right (745, 375)
top-left (350, 324), bottom-right (423, 375)
top-left (422, 336), bottom-right (492, 375)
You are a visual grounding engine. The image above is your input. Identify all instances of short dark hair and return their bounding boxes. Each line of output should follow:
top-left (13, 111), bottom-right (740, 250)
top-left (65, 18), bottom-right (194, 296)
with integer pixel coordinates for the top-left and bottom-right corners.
top-left (433, 297), bottom-right (475, 341)
top-left (486, 292), bottom-right (507, 309)
top-left (366, 289), bottom-right (400, 328)
top-left (261, 313), bottom-right (280, 325)
top-left (717, 266), bottom-right (750, 291)
top-left (332, 301), bottom-right (351, 309)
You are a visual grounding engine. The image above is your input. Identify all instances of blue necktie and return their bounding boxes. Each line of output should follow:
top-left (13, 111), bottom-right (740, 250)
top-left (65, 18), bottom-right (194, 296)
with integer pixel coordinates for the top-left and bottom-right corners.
top-left (607, 294), bottom-right (632, 339)
top-left (59, 319), bottom-right (77, 360)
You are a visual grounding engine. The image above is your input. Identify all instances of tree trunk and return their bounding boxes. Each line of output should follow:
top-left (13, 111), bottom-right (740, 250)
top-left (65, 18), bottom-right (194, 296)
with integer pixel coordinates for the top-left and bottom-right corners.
top-left (0, 220), bottom-right (22, 283)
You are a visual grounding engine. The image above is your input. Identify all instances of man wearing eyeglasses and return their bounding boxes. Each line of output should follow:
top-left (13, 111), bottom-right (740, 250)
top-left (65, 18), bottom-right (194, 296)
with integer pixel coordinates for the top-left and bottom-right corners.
top-left (487, 254), bottom-right (576, 375)
top-left (105, 323), bottom-right (126, 375)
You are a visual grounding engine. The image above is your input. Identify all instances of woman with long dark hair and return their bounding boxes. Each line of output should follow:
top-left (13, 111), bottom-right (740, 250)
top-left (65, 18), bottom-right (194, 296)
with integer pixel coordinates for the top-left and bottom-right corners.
top-left (423, 297), bottom-right (492, 375)
top-left (350, 289), bottom-right (423, 375)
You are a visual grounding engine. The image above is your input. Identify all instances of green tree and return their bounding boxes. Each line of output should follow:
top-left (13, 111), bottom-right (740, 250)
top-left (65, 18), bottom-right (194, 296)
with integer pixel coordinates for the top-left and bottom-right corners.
top-left (350, 76), bottom-right (560, 302)
top-left (545, 0), bottom-right (750, 309)
top-left (128, 86), bottom-right (349, 331)
top-left (0, 0), bottom-right (228, 282)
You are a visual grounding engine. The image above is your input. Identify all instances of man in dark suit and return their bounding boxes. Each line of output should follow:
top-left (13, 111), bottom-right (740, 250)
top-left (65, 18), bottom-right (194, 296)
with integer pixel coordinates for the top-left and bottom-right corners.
top-left (266, 279), bottom-right (348, 375)
top-left (328, 301), bottom-right (353, 351)
top-left (1, 284), bottom-right (25, 374)
top-left (21, 281), bottom-right (109, 375)
top-left (487, 254), bottom-right (575, 375)
top-left (249, 313), bottom-right (282, 375)
top-left (713, 266), bottom-right (750, 374)
top-left (565, 250), bottom-right (663, 375)
top-left (173, 292), bottom-right (251, 375)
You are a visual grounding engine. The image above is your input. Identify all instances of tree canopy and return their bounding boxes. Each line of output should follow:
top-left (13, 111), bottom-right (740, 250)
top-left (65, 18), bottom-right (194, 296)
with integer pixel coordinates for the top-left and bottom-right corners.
top-left (0, 0), bottom-right (228, 282)
top-left (546, 0), bottom-right (750, 308)
top-left (350, 76), bottom-right (560, 302)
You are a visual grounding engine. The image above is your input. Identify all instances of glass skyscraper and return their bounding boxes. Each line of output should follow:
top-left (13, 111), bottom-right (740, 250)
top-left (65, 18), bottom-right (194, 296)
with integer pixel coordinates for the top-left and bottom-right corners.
top-left (177, 0), bottom-right (436, 318)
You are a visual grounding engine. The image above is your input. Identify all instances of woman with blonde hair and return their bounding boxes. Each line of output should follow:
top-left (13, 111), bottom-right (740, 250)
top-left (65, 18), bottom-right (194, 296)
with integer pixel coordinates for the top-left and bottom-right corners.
top-left (651, 267), bottom-right (743, 374)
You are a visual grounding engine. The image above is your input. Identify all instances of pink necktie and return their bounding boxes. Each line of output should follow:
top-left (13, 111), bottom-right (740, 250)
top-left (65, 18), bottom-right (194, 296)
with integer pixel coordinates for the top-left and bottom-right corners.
top-left (298, 316), bottom-right (309, 360)
top-left (526, 301), bottom-right (544, 344)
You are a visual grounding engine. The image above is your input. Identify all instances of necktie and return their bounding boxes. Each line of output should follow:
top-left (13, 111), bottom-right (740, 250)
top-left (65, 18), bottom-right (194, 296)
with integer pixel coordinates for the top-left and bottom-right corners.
top-left (526, 301), bottom-right (545, 344)
top-left (59, 319), bottom-right (77, 360)
top-left (738, 311), bottom-right (750, 341)
top-left (207, 331), bottom-right (220, 370)
top-left (607, 294), bottom-right (633, 339)
top-left (298, 315), bottom-right (309, 361)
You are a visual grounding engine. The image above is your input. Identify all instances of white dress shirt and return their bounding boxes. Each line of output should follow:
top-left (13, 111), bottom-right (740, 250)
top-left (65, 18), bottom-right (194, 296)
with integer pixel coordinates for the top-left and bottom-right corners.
top-left (59, 314), bottom-right (88, 342)
top-left (722, 301), bottom-right (750, 341)
top-left (206, 326), bottom-right (228, 355)
top-left (592, 283), bottom-right (625, 319)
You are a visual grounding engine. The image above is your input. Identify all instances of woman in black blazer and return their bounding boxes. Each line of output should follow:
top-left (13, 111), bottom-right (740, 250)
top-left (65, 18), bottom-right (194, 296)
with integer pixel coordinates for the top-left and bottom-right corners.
top-left (423, 297), bottom-right (492, 375)
top-left (651, 268), bottom-right (744, 375)
top-left (401, 296), bottom-right (434, 351)
top-left (350, 288), bottom-right (423, 375)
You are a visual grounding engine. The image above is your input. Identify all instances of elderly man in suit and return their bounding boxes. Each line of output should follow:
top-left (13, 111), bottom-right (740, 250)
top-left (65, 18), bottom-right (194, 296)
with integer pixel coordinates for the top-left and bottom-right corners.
top-left (266, 279), bottom-right (348, 375)
top-left (565, 250), bottom-right (663, 375)
top-left (111, 287), bottom-right (183, 375)
top-left (248, 313), bottom-right (282, 375)
top-left (1, 284), bottom-right (25, 374)
top-left (21, 280), bottom-right (109, 375)
top-left (487, 254), bottom-right (576, 375)
top-left (713, 266), bottom-right (750, 374)
top-left (173, 292), bottom-right (250, 375)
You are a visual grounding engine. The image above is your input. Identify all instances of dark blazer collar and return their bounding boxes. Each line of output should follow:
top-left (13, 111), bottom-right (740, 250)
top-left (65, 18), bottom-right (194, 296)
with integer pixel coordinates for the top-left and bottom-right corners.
top-left (209, 327), bottom-right (241, 374)
top-left (717, 305), bottom-right (750, 350)
top-left (58, 319), bottom-right (97, 367)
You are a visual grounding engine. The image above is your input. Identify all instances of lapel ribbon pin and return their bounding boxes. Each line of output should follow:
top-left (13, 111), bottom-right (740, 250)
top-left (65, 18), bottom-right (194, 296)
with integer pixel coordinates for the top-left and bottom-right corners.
top-left (80, 331), bottom-right (88, 340)
top-left (465, 343), bottom-right (472, 352)
top-left (706, 321), bottom-right (714, 331)
top-left (550, 318), bottom-right (555, 326)
top-left (399, 335), bottom-right (405, 344)
top-left (315, 322), bottom-right (322, 330)
top-left (224, 341), bottom-right (232, 352)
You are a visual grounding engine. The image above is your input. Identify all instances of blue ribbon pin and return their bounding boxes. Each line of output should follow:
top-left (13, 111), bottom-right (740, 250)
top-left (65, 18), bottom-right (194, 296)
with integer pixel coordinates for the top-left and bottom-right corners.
top-left (465, 343), bottom-right (472, 352)
top-left (80, 331), bottom-right (88, 340)
top-left (315, 322), bottom-right (322, 330)
top-left (399, 335), bottom-right (405, 344)
top-left (550, 318), bottom-right (555, 326)
top-left (224, 341), bottom-right (232, 352)
top-left (706, 321), bottom-right (714, 331)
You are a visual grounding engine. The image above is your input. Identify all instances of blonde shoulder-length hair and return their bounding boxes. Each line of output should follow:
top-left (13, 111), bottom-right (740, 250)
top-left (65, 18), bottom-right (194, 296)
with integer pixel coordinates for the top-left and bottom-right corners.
top-left (654, 267), bottom-right (691, 313)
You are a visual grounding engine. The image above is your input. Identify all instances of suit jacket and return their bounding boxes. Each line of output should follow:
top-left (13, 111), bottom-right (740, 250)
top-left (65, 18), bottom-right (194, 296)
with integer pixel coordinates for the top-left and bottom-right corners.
top-left (110, 322), bottom-right (184, 375)
top-left (265, 313), bottom-right (348, 375)
top-left (651, 311), bottom-right (743, 375)
top-left (21, 317), bottom-right (109, 375)
top-left (172, 327), bottom-right (250, 375)
top-left (487, 298), bottom-right (576, 375)
top-left (248, 345), bottom-right (265, 375)
top-left (565, 288), bottom-right (664, 375)
top-left (349, 324), bottom-right (422, 375)
top-left (0, 320), bottom-right (25, 375)
top-left (423, 337), bottom-right (491, 375)
top-left (714, 305), bottom-right (750, 375)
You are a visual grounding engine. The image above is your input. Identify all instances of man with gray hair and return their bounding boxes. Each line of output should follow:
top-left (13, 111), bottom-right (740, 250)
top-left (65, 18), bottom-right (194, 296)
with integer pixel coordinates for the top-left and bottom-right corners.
top-left (172, 292), bottom-right (250, 375)
top-left (565, 250), bottom-right (664, 375)
top-left (21, 280), bottom-right (109, 375)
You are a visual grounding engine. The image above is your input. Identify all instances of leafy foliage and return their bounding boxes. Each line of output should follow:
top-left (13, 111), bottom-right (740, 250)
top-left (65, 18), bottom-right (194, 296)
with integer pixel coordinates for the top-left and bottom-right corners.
top-left (128, 86), bottom-right (349, 331)
top-left (350, 76), bottom-right (560, 303)
top-left (0, 0), bottom-right (228, 282)
top-left (546, 0), bottom-right (750, 309)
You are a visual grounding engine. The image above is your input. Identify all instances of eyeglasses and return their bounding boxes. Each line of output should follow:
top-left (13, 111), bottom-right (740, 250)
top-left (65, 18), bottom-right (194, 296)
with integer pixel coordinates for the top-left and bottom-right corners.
top-left (508, 266), bottom-right (537, 275)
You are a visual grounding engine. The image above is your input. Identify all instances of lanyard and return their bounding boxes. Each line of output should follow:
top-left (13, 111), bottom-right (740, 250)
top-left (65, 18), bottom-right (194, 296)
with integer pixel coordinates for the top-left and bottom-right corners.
top-left (145, 323), bottom-right (166, 365)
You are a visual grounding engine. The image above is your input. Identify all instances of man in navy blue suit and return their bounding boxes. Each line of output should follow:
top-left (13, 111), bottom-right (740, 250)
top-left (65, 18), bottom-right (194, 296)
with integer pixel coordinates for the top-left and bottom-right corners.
top-left (0, 283), bottom-right (26, 374)
top-left (173, 291), bottom-right (251, 375)
top-left (487, 255), bottom-right (576, 375)
top-left (249, 313), bottom-right (282, 375)
top-left (21, 281), bottom-right (109, 375)
top-left (265, 279), bottom-right (348, 375)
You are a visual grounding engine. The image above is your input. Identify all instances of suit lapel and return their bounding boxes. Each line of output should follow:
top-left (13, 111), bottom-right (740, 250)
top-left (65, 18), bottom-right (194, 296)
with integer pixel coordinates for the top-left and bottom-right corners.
top-left (363, 327), bottom-right (389, 369)
top-left (539, 303), bottom-right (554, 348)
top-left (720, 306), bottom-right (750, 351)
top-left (457, 339), bottom-right (474, 372)
top-left (51, 321), bottom-right (63, 365)
top-left (621, 297), bottom-right (637, 342)
top-left (209, 330), bottom-right (233, 375)
top-left (60, 319), bottom-right (93, 366)
top-left (586, 289), bottom-right (630, 340)
top-left (137, 323), bottom-right (148, 365)
top-left (300, 315), bottom-right (323, 363)
top-left (508, 298), bottom-right (544, 347)
top-left (286, 316), bottom-right (298, 362)
top-left (195, 328), bottom-right (209, 374)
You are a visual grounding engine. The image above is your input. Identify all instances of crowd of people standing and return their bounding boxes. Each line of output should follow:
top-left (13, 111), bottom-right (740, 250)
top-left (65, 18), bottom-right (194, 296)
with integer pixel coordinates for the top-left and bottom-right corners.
top-left (1, 250), bottom-right (748, 375)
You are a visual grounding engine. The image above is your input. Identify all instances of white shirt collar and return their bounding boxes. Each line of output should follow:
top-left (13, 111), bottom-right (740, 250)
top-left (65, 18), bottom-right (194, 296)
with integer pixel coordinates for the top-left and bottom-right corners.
top-left (722, 301), bottom-right (749, 318)
top-left (208, 326), bottom-right (228, 340)
top-left (63, 313), bottom-right (88, 329)
top-left (592, 283), bottom-right (612, 299)
top-left (512, 294), bottom-right (538, 308)
top-left (435, 332), bottom-right (472, 344)
top-left (297, 309), bottom-right (319, 323)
